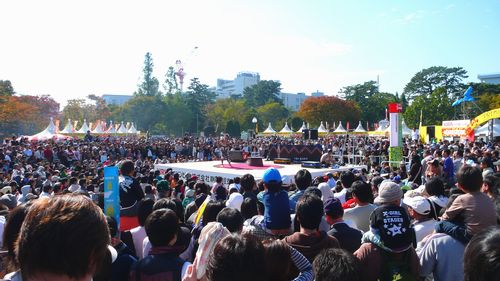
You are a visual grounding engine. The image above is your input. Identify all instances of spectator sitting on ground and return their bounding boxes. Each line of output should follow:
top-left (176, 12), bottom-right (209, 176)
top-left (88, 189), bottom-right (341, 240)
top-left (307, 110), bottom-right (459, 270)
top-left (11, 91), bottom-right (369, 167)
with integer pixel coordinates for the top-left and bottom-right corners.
top-left (343, 180), bottom-right (376, 233)
top-left (283, 194), bottom-right (339, 263)
top-left (324, 197), bottom-right (362, 253)
top-left (402, 196), bottom-right (436, 244)
top-left (130, 208), bottom-right (189, 281)
top-left (313, 248), bottom-right (361, 281)
top-left (463, 226), bottom-right (500, 281)
top-left (4, 194), bottom-right (111, 281)
top-left (289, 169), bottom-right (312, 213)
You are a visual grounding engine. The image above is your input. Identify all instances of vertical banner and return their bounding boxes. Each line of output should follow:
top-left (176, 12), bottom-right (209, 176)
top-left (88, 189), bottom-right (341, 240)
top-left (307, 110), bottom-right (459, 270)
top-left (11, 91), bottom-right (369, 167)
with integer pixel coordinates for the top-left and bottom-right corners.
top-left (104, 166), bottom-right (120, 229)
top-left (388, 103), bottom-right (403, 166)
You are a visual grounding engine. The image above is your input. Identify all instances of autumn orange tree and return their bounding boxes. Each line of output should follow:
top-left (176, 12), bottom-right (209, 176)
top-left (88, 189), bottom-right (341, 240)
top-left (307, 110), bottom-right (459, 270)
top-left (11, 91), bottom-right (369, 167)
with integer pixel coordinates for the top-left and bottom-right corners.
top-left (0, 80), bottom-right (60, 137)
top-left (297, 96), bottom-right (361, 127)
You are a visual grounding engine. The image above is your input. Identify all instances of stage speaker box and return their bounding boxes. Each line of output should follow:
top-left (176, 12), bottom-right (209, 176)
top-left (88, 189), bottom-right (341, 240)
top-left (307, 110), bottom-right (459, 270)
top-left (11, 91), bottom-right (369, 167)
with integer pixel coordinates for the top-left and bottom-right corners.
top-left (309, 129), bottom-right (318, 140)
top-left (427, 126), bottom-right (435, 140)
top-left (302, 129), bottom-right (310, 140)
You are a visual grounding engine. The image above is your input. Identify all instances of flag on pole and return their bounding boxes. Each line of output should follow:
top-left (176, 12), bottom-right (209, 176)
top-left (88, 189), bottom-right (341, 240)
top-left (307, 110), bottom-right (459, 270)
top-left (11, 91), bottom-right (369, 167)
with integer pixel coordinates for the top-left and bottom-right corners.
top-left (366, 121), bottom-right (369, 131)
top-left (419, 109), bottom-right (423, 127)
top-left (347, 122), bottom-right (350, 131)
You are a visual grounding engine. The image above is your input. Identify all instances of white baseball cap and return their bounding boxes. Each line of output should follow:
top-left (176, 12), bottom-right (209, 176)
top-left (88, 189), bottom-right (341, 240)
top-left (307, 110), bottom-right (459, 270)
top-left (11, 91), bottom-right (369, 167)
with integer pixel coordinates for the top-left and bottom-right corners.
top-left (403, 196), bottom-right (431, 215)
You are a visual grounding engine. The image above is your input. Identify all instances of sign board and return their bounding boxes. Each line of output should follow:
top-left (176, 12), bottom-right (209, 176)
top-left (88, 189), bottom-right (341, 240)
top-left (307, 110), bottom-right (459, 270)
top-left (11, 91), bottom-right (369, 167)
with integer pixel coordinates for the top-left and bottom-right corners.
top-left (389, 146), bottom-right (403, 166)
top-left (104, 166), bottom-right (120, 229)
top-left (441, 120), bottom-right (470, 137)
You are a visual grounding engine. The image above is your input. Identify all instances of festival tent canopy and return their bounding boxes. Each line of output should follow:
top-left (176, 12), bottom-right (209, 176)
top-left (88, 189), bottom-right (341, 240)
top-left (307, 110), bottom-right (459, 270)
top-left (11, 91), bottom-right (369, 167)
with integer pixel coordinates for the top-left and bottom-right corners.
top-left (128, 122), bottom-right (138, 134)
top-left (92, 121), bottom-right (104, 134)
top-left (60, 119), bottom-right (74, 134)
top-left (106, 121), bottom-right (117, 134)
top-left (279, 122), bottom-right (293, 134)
top-left (117, 122), bottom-right (128, 134)
top-left (353, 121), bottom-right (367, 133)
top-left (377, 119), bottom-right (390, 131)
top-left (22, 118), bottom-right (72, 142)
top-left (263, 122), bottom-right (276, 134)
top-left (317, 122), bottom-right (328, 134)
top-left (296, 122), bottom-right (307, 133)
top-left (333, 122), bottom-right (347, 133)
top-left (402, 120), bottom-right (413, 136)
top-left (77, 119), bottom-right (90, 134)
top-left (475, 119), bottom-right (500, 136)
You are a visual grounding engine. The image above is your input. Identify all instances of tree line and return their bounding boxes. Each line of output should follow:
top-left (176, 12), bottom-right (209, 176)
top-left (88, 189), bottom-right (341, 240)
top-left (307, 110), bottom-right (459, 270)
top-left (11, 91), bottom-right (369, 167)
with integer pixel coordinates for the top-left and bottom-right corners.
top-left (1, 53), bottom-right (499, 137)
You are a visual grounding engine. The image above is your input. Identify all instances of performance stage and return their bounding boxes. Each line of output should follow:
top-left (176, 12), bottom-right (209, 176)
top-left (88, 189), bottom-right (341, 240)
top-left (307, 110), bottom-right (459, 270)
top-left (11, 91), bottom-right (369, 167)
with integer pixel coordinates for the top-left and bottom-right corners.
top-left (155, 160), bottom-right (366, 185)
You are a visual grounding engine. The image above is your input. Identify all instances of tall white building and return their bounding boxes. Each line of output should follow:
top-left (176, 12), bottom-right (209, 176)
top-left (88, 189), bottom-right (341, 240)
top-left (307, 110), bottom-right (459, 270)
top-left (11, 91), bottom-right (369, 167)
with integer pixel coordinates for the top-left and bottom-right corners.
top-left (216, 72), bottom-right (260, 99)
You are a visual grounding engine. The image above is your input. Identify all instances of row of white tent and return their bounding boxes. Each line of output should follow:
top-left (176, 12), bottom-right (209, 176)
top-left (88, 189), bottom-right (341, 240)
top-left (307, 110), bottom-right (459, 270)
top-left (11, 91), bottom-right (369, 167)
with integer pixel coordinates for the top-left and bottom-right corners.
top-left (262, 120), bottom-right (413, 135)
top-left (59, 118), bottom-right (139, 134)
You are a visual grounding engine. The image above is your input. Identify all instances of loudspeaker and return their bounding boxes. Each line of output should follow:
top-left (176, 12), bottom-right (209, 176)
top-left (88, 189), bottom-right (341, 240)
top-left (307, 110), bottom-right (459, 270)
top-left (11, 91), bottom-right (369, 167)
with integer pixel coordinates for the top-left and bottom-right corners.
top-left (302, 129), bottom-right (310, 140)
top-left (309, 129), bottom-right (318, 140)
top-left (427, 126), bottom-right (435, 140)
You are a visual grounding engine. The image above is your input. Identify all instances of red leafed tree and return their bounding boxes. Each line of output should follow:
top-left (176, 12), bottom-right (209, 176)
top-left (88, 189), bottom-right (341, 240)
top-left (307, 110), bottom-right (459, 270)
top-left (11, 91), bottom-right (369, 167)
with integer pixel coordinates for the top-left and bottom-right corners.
top-left (297, 96), bottom-right (361, 127)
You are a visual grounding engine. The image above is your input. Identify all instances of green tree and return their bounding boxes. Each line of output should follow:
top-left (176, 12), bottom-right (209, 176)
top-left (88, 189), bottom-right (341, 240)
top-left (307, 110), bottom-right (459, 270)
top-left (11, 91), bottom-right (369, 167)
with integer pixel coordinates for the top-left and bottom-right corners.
top-left (341, 81), bottom-right (396, 122)
top-left (120, 95), bottom-right (167, 134)
top-left (163, 66), bottom-right (179, 95)
top-left (404, 87), bottom-right (454, 129)
top-left (88, 94), bottom-right (110, 120)
top-left (0, 80), bottom-right (15, 96)
top-left (242, 80), bottom-right (282, 107)
top-left (256, 102), bottom-right (290, 130)
top-left (61, 99), bottom-right (90, 124)
top-left (226, 120), bottom-right (241, 137)
top-left (403, 66), bottom-right (468, 100)
top-left (184, 78), bottom-right (216, 134)
top-left (136, 52), bottom-right (160, 96)
top-left (164, 93), bottom-right (192, 136)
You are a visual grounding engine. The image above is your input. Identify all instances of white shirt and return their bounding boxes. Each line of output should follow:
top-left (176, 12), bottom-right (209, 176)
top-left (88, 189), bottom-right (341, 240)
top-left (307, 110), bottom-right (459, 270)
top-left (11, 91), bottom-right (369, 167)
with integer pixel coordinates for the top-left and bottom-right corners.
top-left (343, 204), bottom-right (378, 233)
top-left (413, 219), bottom-right (437, 243)
top-left (130, 226), bottom-right (147, 259)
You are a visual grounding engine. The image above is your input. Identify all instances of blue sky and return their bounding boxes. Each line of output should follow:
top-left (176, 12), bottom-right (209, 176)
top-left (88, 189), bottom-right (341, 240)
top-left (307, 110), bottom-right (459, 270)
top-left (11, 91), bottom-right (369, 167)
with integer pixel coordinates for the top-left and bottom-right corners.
top-left (0, 0), bottom-right (499, 105)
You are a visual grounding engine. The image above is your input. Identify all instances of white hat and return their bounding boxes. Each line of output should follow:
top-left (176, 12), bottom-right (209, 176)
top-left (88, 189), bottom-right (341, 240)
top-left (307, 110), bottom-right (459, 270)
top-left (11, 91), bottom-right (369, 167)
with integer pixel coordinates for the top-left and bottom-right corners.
top-left (225, 192), bottom-right (244, 211)
top-left (403, 196), bottom-right (431, 215)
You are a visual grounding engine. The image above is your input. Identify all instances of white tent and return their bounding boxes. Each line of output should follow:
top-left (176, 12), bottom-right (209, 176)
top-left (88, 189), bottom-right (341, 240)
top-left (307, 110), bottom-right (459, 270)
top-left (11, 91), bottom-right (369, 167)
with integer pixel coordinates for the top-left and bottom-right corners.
top-left (354, 121), bottom-right (367, 133)
top-left (296, 122), bottom-right (307, 133)
top-left (279, 122), bottom-right (293, 134)
top-left (475, 119), bottom-right (500, 136)
top-left (263, 122), bottom-right (276, 134)
top-left (333, 122), bottom-right (347, 133)
top-left (378, 119), bottom-right (390, 131)
top-left (384, 122), bottom-right (412, 136)
top-left (106, 121), bottom-right (117, 134)
top-left (401, 120), bottom-right (413, 136)
top-left (317, 121), bottom-right (328, 134)
top-left (117, 122), bottom-right (128, 134)
top-left (92, 121), bottom-right (104, 134)
top-left (77, 119), bottom-right (90, 134)
top-left (60, 119), bottom-right (74, 134)
top-left (23, 118), bottom-right (72, 142)
top-left (128, 122), bottom-right (138, 134)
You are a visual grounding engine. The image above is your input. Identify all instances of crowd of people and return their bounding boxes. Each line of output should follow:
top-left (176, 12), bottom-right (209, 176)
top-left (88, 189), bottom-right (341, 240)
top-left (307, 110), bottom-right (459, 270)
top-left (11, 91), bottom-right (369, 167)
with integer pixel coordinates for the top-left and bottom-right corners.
top-left (0, 132), bottom-right (499, 281)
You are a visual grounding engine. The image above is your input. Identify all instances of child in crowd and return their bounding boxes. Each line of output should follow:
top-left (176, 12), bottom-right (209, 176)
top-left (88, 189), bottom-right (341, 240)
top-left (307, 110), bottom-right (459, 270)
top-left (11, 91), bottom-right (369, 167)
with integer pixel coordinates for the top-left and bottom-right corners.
top-left (435, 165), bottom-right (496, 244)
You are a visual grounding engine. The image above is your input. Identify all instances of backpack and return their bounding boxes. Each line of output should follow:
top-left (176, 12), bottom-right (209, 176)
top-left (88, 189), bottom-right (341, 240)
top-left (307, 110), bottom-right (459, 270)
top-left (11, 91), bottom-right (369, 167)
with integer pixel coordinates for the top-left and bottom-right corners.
top-left (379, 250), bottom-right (417, 281)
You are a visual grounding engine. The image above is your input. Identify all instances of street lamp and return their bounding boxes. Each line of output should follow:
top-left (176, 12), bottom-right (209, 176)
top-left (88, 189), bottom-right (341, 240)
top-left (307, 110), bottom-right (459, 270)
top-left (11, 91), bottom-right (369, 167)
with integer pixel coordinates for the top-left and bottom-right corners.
top-left (252, 117), bottom-right (258, 134)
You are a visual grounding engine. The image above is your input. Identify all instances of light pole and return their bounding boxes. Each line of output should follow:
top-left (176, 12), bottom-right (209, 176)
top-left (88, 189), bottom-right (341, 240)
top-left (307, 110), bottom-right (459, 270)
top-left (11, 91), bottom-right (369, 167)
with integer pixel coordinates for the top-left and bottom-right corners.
top-left (252, 117), bottom-right (258, 135)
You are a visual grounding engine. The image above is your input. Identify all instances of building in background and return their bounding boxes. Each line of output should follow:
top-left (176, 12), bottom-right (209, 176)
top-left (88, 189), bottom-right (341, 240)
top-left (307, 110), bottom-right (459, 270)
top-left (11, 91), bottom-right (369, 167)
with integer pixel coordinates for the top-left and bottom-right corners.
top-left (102, 94), bottom-right (133, 105)
top-left (216, 72), bottom-right (260, 99)
top-left (478, 73), bottom-right (500, 84)
top-left (279, 91), bottom-right (324, 111)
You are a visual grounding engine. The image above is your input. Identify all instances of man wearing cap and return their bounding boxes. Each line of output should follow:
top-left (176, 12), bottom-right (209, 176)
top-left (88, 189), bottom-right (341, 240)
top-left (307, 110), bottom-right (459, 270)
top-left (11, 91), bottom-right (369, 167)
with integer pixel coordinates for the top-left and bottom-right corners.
top-left (403, 196), bottom-right (436, 243)
top-left (354, 181), bottom-right (419, 281)
top-left (324, 197), bottom-right (362, 253)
